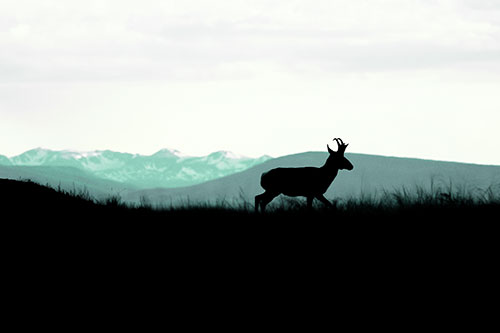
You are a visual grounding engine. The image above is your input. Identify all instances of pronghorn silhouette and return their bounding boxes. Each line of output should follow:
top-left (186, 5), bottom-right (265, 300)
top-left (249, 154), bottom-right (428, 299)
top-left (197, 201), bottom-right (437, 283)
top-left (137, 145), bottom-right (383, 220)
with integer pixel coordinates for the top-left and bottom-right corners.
top-left (255, 138), bottom-right (354, 212)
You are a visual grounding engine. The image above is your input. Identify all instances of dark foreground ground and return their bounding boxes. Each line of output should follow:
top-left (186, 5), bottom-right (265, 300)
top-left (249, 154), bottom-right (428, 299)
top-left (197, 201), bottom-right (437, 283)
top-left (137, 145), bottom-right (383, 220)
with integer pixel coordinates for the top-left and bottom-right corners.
top-left (3, 178), bottom-right (498, 315)
top-left (2, 176), bottom-right (499, 255)
top-left (3, 177), bottom-right (498, 260)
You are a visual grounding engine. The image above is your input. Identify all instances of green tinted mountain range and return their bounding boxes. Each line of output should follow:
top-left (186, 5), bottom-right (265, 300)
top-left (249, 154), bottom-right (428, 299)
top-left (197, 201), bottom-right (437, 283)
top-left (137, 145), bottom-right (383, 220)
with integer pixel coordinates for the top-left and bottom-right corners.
top-left (0, 148), bottom-right (271, 189)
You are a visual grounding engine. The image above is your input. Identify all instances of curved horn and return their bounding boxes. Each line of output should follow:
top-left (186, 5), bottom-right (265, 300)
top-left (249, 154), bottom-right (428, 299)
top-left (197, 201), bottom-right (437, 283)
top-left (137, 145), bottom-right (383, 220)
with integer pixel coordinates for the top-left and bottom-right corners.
top-left (333, 138), bottom-right (348, 153)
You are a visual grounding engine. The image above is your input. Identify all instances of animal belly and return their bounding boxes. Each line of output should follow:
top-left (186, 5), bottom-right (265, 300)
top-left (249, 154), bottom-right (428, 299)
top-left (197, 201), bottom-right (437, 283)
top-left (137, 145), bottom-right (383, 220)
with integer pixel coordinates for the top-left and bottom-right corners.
top-left (281, 189), bottom-right (303, 197)
top-left (280, 182), bottom-right (318, 197)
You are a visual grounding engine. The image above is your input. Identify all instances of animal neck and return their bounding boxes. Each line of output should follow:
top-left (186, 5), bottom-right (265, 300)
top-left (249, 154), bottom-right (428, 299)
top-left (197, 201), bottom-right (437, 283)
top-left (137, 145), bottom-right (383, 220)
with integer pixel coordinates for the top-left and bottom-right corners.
top-left (319, 163), bottom-right (339, 182)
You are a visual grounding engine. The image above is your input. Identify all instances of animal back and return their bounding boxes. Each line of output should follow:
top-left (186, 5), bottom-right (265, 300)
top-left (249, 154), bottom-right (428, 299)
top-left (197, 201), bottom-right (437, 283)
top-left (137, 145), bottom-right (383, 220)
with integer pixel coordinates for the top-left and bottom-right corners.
top-left (260, 167), bottom-right (333, 196)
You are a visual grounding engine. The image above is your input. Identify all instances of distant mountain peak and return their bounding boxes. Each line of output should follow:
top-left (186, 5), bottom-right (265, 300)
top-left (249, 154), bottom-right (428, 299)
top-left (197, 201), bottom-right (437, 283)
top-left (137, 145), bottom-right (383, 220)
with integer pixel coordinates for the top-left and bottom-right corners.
top-left (152, 148), bottom-right (186, 158)
top-left (25, 147), bottom-right (52, 154)
top-left (0, 154), bottom-right (11, 165)
top-left (11, 147), bottom-right (55, 165)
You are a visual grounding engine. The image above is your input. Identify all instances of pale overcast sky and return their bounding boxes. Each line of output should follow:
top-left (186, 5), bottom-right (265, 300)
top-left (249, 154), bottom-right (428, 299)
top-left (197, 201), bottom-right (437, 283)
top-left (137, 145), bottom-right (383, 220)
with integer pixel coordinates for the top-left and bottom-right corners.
top-left (1, 0), bottom-right (499, 164)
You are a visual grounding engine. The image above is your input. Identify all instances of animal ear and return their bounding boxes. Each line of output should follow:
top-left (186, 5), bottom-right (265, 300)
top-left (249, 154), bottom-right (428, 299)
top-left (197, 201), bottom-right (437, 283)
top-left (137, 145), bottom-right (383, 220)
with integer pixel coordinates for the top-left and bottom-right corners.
top-left (327, 144), bottom-right (334, 154)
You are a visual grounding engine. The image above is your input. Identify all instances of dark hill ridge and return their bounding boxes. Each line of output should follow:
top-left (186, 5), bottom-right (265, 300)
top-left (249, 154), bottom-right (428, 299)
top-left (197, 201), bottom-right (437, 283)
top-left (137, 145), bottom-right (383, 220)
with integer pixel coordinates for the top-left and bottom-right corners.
top-left (0, 178), bottom-right (97, 215)
top-left (122, 152), bottom-right (500, 205)
top-left (0, 164), bottom-right (135, 200)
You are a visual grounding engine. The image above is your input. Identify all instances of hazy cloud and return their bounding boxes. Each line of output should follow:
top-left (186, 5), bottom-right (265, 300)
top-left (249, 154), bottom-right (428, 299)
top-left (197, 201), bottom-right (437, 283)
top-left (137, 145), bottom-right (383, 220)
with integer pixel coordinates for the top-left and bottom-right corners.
top-left (1, 0), bottom-right (499, 82)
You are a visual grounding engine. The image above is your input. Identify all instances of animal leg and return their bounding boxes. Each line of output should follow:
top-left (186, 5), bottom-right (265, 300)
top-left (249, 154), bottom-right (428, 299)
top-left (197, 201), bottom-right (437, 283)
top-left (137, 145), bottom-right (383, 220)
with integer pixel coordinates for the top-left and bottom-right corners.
top-left (316, 194), bottom-right (334, 208)
top-left (255, 193), bottom-right (264, 212)
top-left (258, 191), bottom-right (279, 212)
top-left (306, 196), bottom-right (314, 210)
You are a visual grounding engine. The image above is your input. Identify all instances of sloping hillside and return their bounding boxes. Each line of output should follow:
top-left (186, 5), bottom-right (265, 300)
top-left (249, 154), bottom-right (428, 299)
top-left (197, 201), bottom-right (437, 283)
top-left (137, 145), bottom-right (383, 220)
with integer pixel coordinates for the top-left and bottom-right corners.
top-left (122, 152), bottom-right (500, 205)
top-left (0, 165), bottom-right (135, 200)
top-left (0, 178), bottom-right (99, 217)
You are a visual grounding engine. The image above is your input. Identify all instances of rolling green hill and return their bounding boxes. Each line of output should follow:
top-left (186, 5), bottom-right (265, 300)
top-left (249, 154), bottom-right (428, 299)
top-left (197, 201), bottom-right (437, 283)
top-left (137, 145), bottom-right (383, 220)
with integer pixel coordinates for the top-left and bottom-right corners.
top-left (123, 152), bottom-right (500, 206)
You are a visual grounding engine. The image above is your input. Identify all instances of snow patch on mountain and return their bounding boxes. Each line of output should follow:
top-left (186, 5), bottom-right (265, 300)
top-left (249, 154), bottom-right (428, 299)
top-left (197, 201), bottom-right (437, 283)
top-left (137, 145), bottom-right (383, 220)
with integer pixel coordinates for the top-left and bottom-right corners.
top-left (178, 167), bottom-right (203, 180)
top-left (144, 163), bottom-right (168, 172)
top-left (63, 150), bottom-right (104, 160)
top-left (78, 151), bottom-right (133, 171)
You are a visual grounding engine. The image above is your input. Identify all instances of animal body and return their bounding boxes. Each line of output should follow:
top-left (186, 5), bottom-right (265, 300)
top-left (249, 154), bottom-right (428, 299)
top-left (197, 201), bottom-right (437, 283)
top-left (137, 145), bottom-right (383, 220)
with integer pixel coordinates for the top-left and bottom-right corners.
top-left (255, 138), bottom-right (354, 212)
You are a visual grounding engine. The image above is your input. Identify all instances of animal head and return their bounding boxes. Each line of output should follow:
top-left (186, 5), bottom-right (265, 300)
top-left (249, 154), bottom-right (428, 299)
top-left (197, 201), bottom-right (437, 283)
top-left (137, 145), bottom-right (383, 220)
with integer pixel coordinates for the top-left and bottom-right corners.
top-left (326, 138), bottom-right (354, 171)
